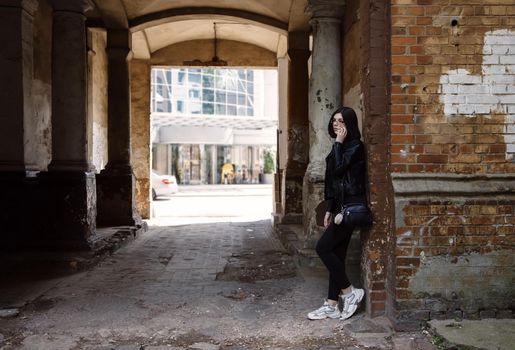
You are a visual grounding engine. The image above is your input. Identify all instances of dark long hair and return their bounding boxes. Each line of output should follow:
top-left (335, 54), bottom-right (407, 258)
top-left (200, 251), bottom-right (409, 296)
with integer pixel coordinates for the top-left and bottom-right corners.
top-left (327, 106), bottom-right (361, 142)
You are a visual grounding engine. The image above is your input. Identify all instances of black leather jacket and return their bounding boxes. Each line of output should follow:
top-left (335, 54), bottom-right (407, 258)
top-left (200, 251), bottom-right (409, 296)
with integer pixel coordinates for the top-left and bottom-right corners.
top-left (324, 139), bottom-right (367, 213)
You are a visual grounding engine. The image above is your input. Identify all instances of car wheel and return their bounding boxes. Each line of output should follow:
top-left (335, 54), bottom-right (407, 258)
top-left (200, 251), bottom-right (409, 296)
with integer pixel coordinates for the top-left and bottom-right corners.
top-left (152, 188), bottom-right (157, 200)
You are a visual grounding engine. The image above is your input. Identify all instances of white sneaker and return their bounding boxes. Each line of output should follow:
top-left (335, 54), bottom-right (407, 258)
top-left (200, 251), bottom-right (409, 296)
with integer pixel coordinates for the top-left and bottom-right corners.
top-left (307, 300), bottom-right (341, 320)
top-left (339, 287), bottom-right (364, 320)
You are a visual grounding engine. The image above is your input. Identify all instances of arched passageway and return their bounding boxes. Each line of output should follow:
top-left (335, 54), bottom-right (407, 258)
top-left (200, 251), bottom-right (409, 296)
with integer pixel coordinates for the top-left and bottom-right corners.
top-left (4, 0), bottom-right (377, 314)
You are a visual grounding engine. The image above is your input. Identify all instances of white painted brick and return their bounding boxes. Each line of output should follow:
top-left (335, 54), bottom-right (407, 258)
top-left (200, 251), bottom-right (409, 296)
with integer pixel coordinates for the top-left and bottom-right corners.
top-left (449, 74), bottom-right (482, 84)
top-left (483, 55), bottom-right (500, 64)
top-left (443, 105), bottom-right (458, 115)
top-left (439, 75), bottom-right (449, 84)
top-left (492, 104), bottom-right (509, 114)
top-left (458, 84), bottom-right (490, 94)
top-left (458, 105), bottom-right (476, 114)
top-left (507, 124), bottom-right (515, 133)
top-left (506, 65), bottom-right (515, 74)
top-left (470, 104), bottom-right (492, 114)
top-left (482, 65), bottom-right (507, 75)
top-left (487, 29), bottom-right (511, 36)
top-left (492, 85), bottom-right (509, 94)
top-left (508, 46), bottom-right (515, 54)
top-left (506, 109), bottom-right (515, 117)
top-left (500, 55), bottom-right (515, 64)
top-left (483, 75), bottom-right (515, 84)
top-left (507, 144), bottom-right (515, 153)
top-left (467, 95), bottom-right (500, 104)
top-left (499, 95), bottom-right (515, 104)
top-left (487, 35), bottom-right (515, 45)
top-left (491, 45), bottom-right (512, 55)
top-left (443, 95), bottom-right (466, 104)
top-left (442, 84), bottom-right (458, 93)
top-left (505, 134), bottom-right (515, 143)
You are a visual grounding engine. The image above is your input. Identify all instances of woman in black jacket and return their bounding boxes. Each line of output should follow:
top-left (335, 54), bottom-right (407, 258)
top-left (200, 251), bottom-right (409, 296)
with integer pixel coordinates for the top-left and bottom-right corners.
top-left (307, 106), bottom-right (366, 321)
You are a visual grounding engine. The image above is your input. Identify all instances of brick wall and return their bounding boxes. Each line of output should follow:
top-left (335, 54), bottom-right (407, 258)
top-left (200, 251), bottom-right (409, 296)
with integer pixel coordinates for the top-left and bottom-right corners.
top-left (391, 0), bottom-right (515, 173)
top-left (392, 194), bottom-right (514, 325)
top-left (389, 0), bottom-right (515, 329)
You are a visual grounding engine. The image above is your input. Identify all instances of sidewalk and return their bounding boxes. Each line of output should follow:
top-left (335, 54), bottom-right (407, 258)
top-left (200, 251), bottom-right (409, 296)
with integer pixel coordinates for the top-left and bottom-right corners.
top-left (0, 220), bottom-right (436, 349)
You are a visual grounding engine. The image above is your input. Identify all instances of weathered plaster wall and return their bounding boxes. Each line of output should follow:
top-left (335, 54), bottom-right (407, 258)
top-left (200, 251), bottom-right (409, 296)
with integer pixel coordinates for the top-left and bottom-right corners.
top-left (151, 39), bottom-right (277, 67)
top-left (390, 0), bottom-right (515, 328)
top-left (88, 29), bottom-right (108, 173)
top-left (342, 0), bottom-right (363, 133)
top-left (343, 0), bottom-right (362, 115)
top-left (26, 0), bottom-right (52, 171)
top-left (131, 59), bottom-right (151, 219)
top-left (342, 0), bottom-right (362, 108)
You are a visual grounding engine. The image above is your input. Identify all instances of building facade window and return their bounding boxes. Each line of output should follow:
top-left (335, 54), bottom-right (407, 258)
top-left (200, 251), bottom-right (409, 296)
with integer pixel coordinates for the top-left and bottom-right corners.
top-left (151, 67), bottom-right (258, 116)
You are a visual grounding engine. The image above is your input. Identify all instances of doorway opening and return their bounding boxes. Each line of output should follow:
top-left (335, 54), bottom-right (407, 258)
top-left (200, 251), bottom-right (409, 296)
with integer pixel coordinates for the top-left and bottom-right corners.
top-left (149, 66), bottom-right (278, 224)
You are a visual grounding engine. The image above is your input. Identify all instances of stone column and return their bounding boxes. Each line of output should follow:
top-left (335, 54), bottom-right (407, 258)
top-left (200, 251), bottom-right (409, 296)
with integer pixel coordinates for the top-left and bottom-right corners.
top-left (131, 59), bottom-right (151, 219)
top-left (47, 0), bottom-right (91, 172)
top-left (303, 0), bottom-right (344, 245)
top-left (0, 0), bottom-right (37, 248)
top-left (37, 0), bottom-right (96, 250)
top-left (282, 31), bottom-right (310, 224)
top-left (96, 28), bottom-right (140, 227)
top-left (0, 0), bottom-right (37, 172)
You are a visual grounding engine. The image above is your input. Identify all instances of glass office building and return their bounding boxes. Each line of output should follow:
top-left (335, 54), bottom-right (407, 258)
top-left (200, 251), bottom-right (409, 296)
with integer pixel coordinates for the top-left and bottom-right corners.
top-left (152, 68), bottom-right (256, 117)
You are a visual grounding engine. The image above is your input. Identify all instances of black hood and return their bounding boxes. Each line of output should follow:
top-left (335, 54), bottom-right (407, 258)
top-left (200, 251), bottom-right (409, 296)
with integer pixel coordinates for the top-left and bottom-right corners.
top-left (328, 106), bottom-right (361, 142)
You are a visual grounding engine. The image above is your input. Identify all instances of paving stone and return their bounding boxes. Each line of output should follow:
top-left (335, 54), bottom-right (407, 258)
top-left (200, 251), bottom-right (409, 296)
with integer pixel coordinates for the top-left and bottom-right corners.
top-left (19, 334), bottom-right (78, 350)
top-left (343, 317), bottom-right (391, 335)
top-left (0, 308), bottom-right (19, 318)
top-left (189, 342), bottom-right (220, 350)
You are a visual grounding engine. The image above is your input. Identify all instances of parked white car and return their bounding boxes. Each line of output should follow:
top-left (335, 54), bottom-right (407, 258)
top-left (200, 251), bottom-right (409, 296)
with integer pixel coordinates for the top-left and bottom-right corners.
top-left (151, 171), bottom-right (179, 200)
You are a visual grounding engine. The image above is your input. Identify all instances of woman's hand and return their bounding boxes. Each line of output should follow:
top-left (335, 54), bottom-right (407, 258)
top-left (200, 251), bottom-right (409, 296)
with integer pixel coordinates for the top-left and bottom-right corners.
top-left (335, 125), bottom-right (347, 143)
top-left (324, 212), bottom-right (332, 228)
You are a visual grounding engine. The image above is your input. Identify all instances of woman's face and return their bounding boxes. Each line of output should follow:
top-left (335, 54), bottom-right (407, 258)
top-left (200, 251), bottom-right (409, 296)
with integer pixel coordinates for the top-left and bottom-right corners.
top-left (332, 113), bottom-right (345, 131)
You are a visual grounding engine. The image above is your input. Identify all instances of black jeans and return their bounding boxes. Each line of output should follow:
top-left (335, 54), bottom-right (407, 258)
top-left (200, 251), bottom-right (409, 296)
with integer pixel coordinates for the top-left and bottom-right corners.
top-left (315, 222), bottom-right (354, 301)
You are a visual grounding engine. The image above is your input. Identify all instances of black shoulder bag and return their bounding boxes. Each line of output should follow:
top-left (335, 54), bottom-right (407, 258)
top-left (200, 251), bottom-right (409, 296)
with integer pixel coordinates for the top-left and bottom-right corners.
top-left (334, 170), bottom-right (373, 227)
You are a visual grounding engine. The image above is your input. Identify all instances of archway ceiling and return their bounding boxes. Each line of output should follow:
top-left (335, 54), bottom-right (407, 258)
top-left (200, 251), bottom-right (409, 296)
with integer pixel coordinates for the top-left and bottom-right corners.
top-left (89, 0), bottom-right (310, 59)
top-left (132, 20), bottom-right (287, 59)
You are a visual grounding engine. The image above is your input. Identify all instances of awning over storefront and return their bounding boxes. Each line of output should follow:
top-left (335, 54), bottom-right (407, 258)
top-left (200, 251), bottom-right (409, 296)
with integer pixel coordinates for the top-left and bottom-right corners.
top-left (151, 112), bottom-right (278, 130)
top-left (151, 113), bottom-right (277, 145)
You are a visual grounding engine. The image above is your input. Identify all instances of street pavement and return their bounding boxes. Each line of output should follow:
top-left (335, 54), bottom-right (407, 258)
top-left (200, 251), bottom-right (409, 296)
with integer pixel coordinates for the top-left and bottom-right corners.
top-left (151, 184), bottom-right (273, 225)
top-left (0, 185), bottom-right (437, 349)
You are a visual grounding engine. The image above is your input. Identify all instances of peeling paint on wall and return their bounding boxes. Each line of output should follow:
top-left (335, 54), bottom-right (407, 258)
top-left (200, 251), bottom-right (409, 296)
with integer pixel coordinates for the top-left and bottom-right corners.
top-left (440, 29), bottom-right (515, 160)
top-left (343, 83), bottom-right (364, 134)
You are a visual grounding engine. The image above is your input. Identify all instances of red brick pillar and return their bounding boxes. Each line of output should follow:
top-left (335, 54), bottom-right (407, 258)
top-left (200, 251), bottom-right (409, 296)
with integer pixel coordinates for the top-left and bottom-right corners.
top-left (359, 0), bottom-right (393, 318)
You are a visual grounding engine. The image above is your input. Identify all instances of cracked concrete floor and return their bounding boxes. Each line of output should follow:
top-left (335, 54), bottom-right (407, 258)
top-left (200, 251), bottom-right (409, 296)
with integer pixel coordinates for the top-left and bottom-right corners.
top-left (0, 220), bottom-right (435, 350)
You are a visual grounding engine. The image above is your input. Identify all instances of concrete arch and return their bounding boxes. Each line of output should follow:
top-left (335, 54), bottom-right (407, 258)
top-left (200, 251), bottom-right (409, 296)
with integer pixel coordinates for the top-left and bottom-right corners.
top-left (131, 17), bottom-right (287, 59)
top-left (129, 7), bottom-right (288, 35)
